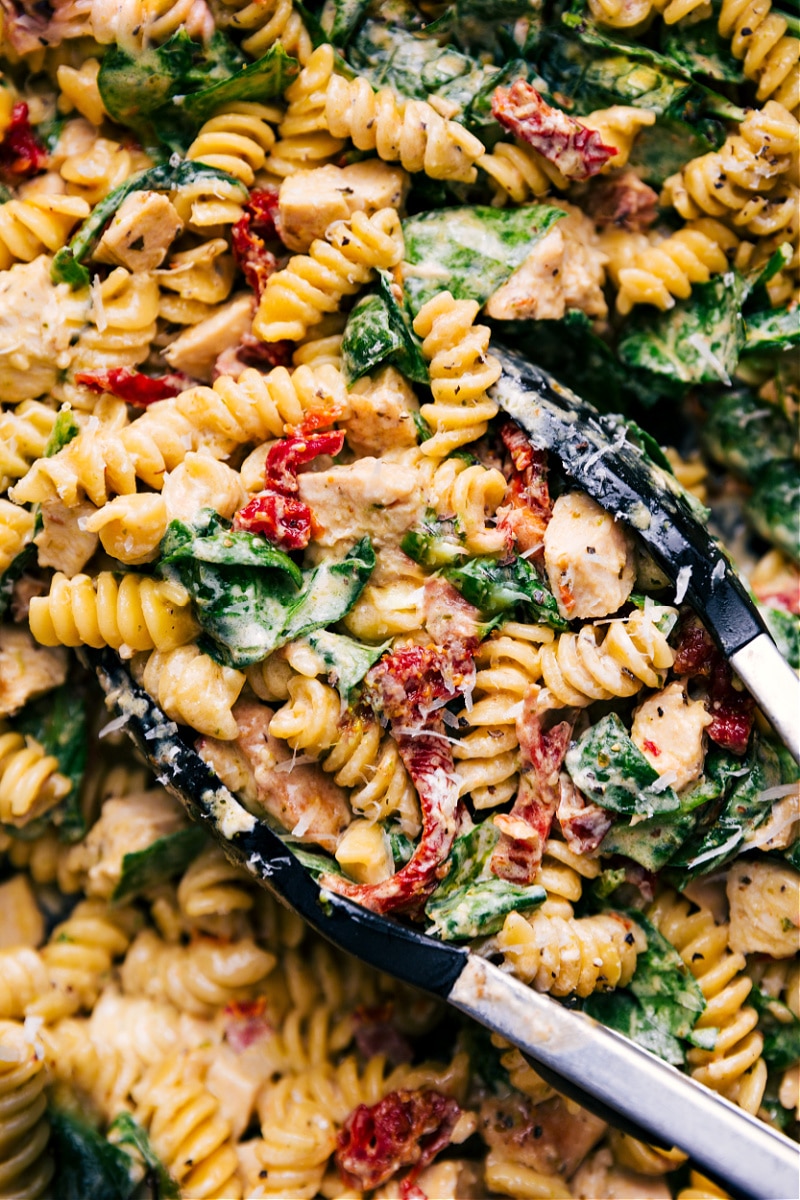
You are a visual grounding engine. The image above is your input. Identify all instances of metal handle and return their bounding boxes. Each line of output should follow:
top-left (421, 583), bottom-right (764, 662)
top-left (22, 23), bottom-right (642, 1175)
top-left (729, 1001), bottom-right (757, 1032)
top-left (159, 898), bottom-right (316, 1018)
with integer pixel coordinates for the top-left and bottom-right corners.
top-left (731, 633), bottom-right (800, 766)
top-left (449, 956), bottom-right (799, 1200)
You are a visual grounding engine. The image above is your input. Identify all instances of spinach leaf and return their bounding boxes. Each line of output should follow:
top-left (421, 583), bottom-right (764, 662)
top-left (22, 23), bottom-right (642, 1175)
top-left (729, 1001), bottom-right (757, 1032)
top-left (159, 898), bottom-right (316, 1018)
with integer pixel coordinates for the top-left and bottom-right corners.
top-left (190, 561), bottom-right (300, 666)
top-left (112, 826), bottom-right (208, 903)
top-left (300, 629), bottom-right (389, 699)
top-left (425, 823), bottom-right (546, 940)
top-left (702, 388), bottom-right (796, 482)
top-left (98, 30), bottom-right (200, 126)
top-left (281, 538), bottom-right (376, 642)
top-left (178, 44), bottom-right (299, 126)
top-left (284, 838), bottom-right (345, 877)
top-left (16, 683), bottom-right (88, 842)
top-left (627, 116), bottom-right (722, 187)
top-left (761, 606), bottom-right (800, 670)
top-left (159, 510), bottom-right (302, 584)
top-left (387, 827), bottom-right (414, 866)
top-left (750, 987), bottom-right (800, 1072)
top-left (669, 736), bottom-right (793, 884)
top-left (566, 713), bottom-right (681, 817)
top-left (747, 460), bottom-right (800, 564)
top-left (599, 809), bottom-right (698, 872)
top-left (52, 161), bottom-right (247, 289)
top-left (585, 912), bottom-right (707, 1066)
top-left (107, 1114), bottom-right (179, 1199)
top-left (401, 204), bottom-right (564, 313)
top-left (618, 273), bottom-right (747, 391)
top-left (659, 17), bottom-right (745, 83)
top-left (401, 514), bottom-right (472, 568)
top-left (743, 304), bottom-right (800, 355)
top-left (321, 0), bottom-right (371, 45)
top-left (49, 1109), bottom-right (134, 1200)
top-left (444, 554), bottom-right (568, 630)
top-left (342, 270), bottom-right (428, 384)
top-left (45, 407), bottom-right (80, 457)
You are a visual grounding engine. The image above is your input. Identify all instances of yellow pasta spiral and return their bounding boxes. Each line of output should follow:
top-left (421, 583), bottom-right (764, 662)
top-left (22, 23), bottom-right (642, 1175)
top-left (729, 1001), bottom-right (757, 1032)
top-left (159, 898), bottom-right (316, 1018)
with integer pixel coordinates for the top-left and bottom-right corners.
top-left (59, 136), bottom-right (148, 206)
top-left (176, 843), bottom-right (256, 936)
top-left (217, 0), bottom-right (311, 62)
top-left (538, 605), bottom-right (676, 706)
top-left (0, 192), bottom-right (89, 270)
top-left (253, 206), bottom-right (404, 342)
top-left (56, 59), bottom-right (108, 125)
top-left (602, 219), bottom-right (740, 313)
top-left (28, 899), bottom-right (140, 1022)
top-left (0, 948), bottom-right (49, 1019)
top-left (184, 103), bottom-right (281, 226)
top-left (13, 362), bottom-right (348, 505)
top-left (648, 889), bottom-right (767, 1114)
top-left (0, 499), bottom-right (35, 573)
top-left (0, 728), bottom-right (71, 827)
top-left (485, 1150), bottom-right (572, 1200)
top-left (662, 103), bottom-right (799, 237)
top-left (719, 0), bottom-right (800, 114)
top-left (413, 291), bottom-right (502, 457)
top-left (121, 927), bottom-right (276, 1017)
top-left (418, 454), bottom-right (508, 554)
top-left (0, 1020), bottom-right (54, 1200)
top-left (326, 71), bottom-right (485, 183)
top-left (5, 830), bottom-right (85, 894)
top-left (29, 571), bottom-right (199, 654)
top-left (535, 836), bottom-right (602, 917)
top-left (582, 105), bottom-right (657, 171)
top-left (264, 44), bottom-right (345, 178)
top-left (0, 400), bottom-right (56, 494)
top-left (478, 139), bottom-right (566, 206)
top-left (133, 1050), bottom-right (243, 1199)
top-left (498, 908), bottom-right (644, 998)
top-left (67, 267), bottom-right (161, 389)
top-left (588, 0), bottom-right (710, 29)
top-left (139, 643), bottom-right (246, 739)
top-left (344, 548), bottom-right (426, 641)
top-left (454, 623), bottom-right (550, 810)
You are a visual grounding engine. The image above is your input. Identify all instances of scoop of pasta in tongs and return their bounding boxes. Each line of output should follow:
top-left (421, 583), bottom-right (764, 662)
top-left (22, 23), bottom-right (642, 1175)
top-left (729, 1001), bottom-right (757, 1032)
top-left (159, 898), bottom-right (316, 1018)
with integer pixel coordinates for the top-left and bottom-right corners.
top-left (85, 353), bottom-right (800, 1200)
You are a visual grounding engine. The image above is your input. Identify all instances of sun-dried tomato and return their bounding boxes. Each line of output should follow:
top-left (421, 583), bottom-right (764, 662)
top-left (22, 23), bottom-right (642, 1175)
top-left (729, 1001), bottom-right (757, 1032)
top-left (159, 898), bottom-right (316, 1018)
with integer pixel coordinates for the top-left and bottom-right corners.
top-left (232, 187), bottom-right (282, 299)
top-left (556, 774), bottom-right (612, 856)
top-left (74, 367), bottom-right (189, 406)
top-left (0, 102), bottom-right (47, 180)
top-left (671, 615), bottom-right (754, 753)
top-left (585, 170), bottom-right (658, 232)
top-left (336, 1089), bottom-right (462, 1198)
top-left (491, 82), bottom-right (616, 181)
top-left (214, 332), bottom-right (294, 380)
top-left (233, 429), bottom-right (344, 551)
top-left (496, 421), bottom-right (551, 556)
top-left (224, 997), bottom-right (272, 1053)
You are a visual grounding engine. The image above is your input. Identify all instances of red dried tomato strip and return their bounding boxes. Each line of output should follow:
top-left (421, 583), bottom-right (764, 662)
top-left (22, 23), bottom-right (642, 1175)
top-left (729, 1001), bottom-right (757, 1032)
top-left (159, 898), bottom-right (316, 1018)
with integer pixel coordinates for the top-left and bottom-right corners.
top-left (491, 82), bottom-right (616, 181)
top-left (74, 367), bottom-right (189, 405)
top-left (336, 1089), bottom-right (461, 1195)
top-left (264, 430), bottom-right (344, 494)
top-left (321, 641), bottom-right (476, 915)
top-left (0, 102), bottom-right (47, 180)
top-left (232, 187), bottom-right (281, 300)
top-left (671, 616), bottom-right (755, 753)
top-left (496, 420), bottom-right (552, 556)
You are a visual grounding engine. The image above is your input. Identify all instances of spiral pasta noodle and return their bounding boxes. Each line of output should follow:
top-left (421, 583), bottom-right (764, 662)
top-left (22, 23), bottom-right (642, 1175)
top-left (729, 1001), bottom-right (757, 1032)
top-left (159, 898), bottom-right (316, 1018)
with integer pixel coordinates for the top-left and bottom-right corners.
top-left (478, 140), bottom-right (567, 206)
top-left (217, 0), bottom-right (312, 62)
top-left (325, 69), bottom-right (486, 183)
top-left (0, 401), bottom-right (57, 494)
top-left (13, 362), bottom-right (348, 505)
top-left (453, 623), bottom-right (550, 810)
top-left (0, 1020), bottom-right (54, 1200)
top-left (648, 889), bottom-right (767, 1114)
top-left (537, 604), bottom-right (676, 706)
top-left (184, 103), bottom-right (281, 226)
top-left (498, 908), bottom-right (644, 998)
top-left (91, 0), bottom-right (214, 52)
top-left (344, 548), bottom-right (426, 640)
top-left (484, 1151), bottom-right (572, 1200)
top-left (0, 499), bottom-right (35, 573)
top-left (718, 0), bottom-right (800, 114)
top-left (59, 135), bottom-right (149, 206)
top-left (419, 454), bottom-right (508, 554)
top-left (156, 239), bottom-right (235, 313)
top-left (264, 45), bottom-right (346, 178)
top-left (253, 206), bottom-right (404, 342)
top-left (121, 927), bottom-right (276, 1017)
top-left (0, 192), bottom-right (90, 269)
top-left (588, 0), bottom-right (709, 29)
top-left (5, 830), bottom-right (85, 894)
top-left (133, 1049), bottom-right (242, 1199)
top-left (68, 268), bottom-right (161, 390)
top-left (139, 643), bottom-right (246, 739)
top-left (0, 728), bottom-right (71, 827)
top-left (602, 219), bottom-right (740, 313)
top-left (413, 292), bottom-right (502, 458)
top-left (0, 948), bottom-right (49, 1019)
top-left (56, 58), bottom-right (107, 125)
top-left (176, 843), bottom-right (256, 934)
top-left (29, 571), bottom-right (199, 655)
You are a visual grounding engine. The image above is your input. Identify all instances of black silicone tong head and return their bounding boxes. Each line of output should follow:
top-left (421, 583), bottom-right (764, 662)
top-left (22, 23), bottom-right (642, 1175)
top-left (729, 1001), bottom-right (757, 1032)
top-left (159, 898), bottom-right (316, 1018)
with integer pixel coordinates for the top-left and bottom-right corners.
top-left (490, 346), bottom-right (800, 765)
top-left (85, 650), bottom-right (800, 1200)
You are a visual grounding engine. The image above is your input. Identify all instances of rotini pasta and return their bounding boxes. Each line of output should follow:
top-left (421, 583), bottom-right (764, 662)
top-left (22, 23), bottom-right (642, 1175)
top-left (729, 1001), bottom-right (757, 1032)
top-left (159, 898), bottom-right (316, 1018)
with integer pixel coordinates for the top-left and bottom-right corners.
top-left (0, 192), bottom-right (90, 269)
top-left (253, 207), bottom-right (404, 342)
top-left (0, 400), bottom-right (56, 493)
top-left (0, 500), bottom-right (35, 574)
top-left (0, 727), bottom-right (71, 827)
top-left (138, 643), bottom-right (246, 739)
top-left (719, 0), bottom-right (800, 114)
top-left (185, 104), bottom-right (281, 226)
top-left (0, 1020), bottom-right (54, 1199)
top-left (498, 908), bottom-right (644, 997)
top-left (588, 0), bottom-right (709, 29)
top-left (264, 45), bottom-right (346, 178)
top-left (602, 219), bottom-right (740, 312)
top-left (216, 0), bottom-right (312, 62)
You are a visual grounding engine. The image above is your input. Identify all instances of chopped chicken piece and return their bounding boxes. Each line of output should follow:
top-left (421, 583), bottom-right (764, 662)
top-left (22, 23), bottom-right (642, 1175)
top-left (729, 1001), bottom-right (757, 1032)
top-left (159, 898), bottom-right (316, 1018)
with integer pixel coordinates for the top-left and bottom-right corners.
top-left (163, 294), bottom-right (254, 382)
top-left (727, 861), bottom-right (800, 957)
top-left (544, 491), bottom-right (634, 620)
top-left (572, 1148), bottom-right (672, 1199)
top-left (0, 256), bottom-right (88, 403)
top-left (298, 456), bottom-right (425, 552)
top-left (346, 367), bottom-right (419, 456)
top-left (485, 202), bottom-right (607, 321)
top-left (0, 875), bottom-right (44, 948)
top-left (65, 789), bottom-right (188, 899)
top-left (279, 162), bottom-right (409, 252)
top-left (94, 191), bottom-right (183, 273)
top-left (480, 1092), bottom-right (606, 1177)
top-left (36, 498), bottom-right (99, 575)
top-left (632, 681), bottom-right (712, 792)
top-left (0, 624), bottom-right (68, 716)
top-left (198, 700), bottom-right (351, 852)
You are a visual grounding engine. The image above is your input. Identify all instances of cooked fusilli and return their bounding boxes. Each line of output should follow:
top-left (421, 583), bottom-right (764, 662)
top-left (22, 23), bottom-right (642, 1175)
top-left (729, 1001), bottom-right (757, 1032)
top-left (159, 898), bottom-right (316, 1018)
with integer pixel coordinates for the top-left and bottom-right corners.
top-left (0, 1020), bottom-right (54, 1199)
top-left (216, 0), bottom-right (311, 63)
top-left (719, 0), bottom-right (800, 114)
top-left (0, 727), bottom-right (71, 827)
top-left (139, 643), bottom-right (246, 739)
top-left (602, 219), bottom-right (740, 313)
top-left (498, 908), bottom-right (644, 997)
top-left (0, 192), bottom-right (89, 269)
top-left (0, 400), bottom-right (56, 493)
top-left (0, 499), bottom-right (35, 573)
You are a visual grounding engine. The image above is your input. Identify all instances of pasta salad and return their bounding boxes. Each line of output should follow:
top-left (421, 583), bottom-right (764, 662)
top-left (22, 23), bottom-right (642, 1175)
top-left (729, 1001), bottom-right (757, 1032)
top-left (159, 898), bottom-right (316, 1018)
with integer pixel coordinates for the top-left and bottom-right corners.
top-left (0, 0), bottom-right (798, 1194)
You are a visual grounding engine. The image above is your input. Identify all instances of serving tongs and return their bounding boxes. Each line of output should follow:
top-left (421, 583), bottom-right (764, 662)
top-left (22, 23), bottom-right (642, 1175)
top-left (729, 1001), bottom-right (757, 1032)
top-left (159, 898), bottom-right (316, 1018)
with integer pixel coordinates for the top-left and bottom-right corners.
top-left (86, 350), bottom-right (800, 1200)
